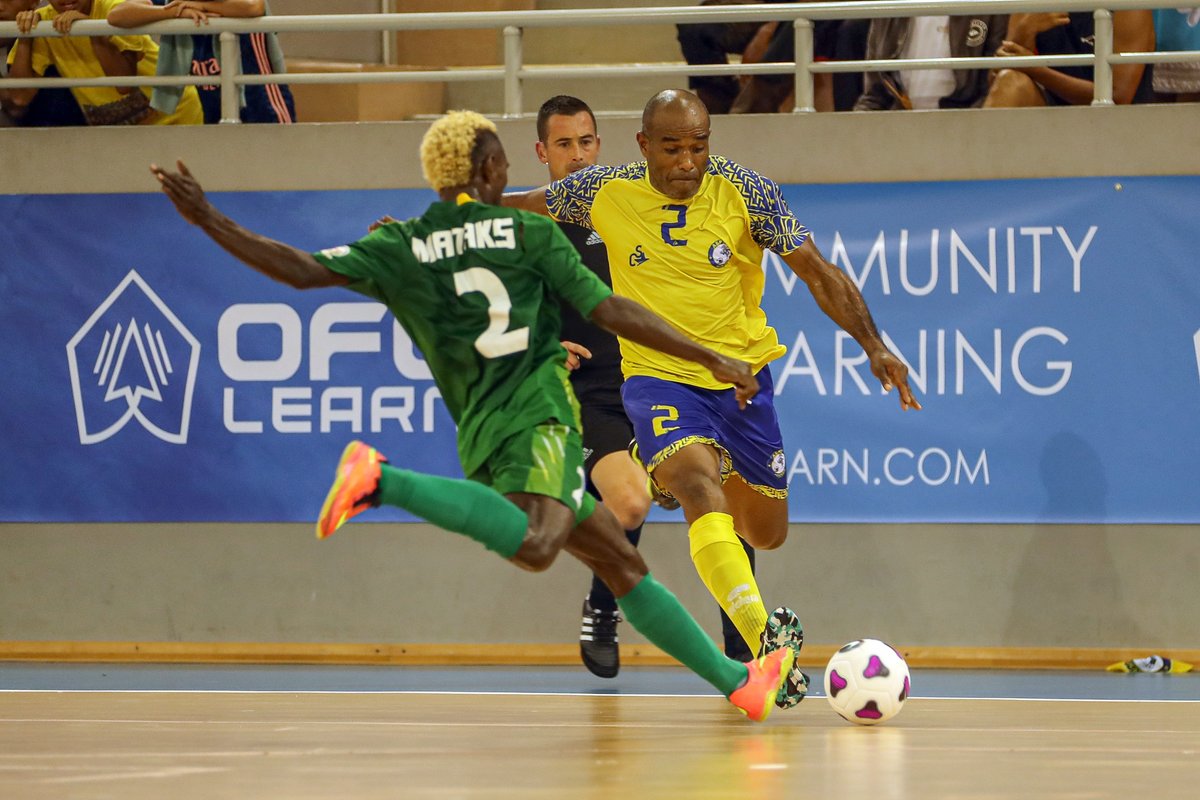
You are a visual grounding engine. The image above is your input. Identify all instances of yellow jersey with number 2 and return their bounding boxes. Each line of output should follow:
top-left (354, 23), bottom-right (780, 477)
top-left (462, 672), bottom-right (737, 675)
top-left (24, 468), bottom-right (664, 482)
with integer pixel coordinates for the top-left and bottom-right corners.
top-left (546, 155), bottom-right (810, 389)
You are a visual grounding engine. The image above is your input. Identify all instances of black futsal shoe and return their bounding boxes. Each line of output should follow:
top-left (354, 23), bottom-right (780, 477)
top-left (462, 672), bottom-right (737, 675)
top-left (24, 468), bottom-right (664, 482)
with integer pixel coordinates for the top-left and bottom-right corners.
top-left (580, 597), bottom-right (621, 678)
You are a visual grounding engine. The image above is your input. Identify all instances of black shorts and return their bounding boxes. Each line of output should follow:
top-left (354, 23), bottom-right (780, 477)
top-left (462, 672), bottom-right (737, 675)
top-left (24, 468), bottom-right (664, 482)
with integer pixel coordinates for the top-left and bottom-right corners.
top-left (575, 383), bottom-right (634, 481)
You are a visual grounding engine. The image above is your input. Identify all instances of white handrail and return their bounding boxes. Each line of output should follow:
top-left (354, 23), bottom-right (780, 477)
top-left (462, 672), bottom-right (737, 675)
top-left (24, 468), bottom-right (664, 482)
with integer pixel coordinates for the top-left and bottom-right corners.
top-left (1, 1), bottom-right (1194, 121)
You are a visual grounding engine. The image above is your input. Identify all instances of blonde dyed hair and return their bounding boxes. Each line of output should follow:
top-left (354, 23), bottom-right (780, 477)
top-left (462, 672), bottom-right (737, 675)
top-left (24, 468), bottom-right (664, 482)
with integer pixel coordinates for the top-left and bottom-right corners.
top-left (420, 110), bottom-right (498, 191)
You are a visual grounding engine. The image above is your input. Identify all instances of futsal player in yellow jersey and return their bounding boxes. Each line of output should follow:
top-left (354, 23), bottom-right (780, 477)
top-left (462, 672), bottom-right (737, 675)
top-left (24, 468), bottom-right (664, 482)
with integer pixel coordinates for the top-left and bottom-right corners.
top-left (508, 89), bottom-right (921, 709)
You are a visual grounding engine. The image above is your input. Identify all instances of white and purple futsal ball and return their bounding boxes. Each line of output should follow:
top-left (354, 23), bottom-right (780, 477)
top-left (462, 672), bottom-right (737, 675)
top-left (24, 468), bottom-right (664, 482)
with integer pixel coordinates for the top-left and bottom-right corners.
top-left (824, 639), bottom-right (910, 725)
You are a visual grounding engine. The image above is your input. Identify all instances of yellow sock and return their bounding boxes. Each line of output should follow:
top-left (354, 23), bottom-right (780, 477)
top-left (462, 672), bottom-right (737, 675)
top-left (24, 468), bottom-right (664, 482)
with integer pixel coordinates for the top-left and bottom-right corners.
top-left (688, 511), bottom-right (768, 653)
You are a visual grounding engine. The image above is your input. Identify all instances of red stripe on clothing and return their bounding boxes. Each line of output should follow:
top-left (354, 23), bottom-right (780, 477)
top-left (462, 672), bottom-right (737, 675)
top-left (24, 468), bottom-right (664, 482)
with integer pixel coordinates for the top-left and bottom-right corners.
top-left (250, 32), bottom-right (291, 123)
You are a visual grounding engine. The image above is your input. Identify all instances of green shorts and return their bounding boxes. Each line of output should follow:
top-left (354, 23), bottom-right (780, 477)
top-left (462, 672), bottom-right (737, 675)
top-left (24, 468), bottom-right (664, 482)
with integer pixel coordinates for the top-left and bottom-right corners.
top-left (467, 422), bottom-right (596, 523)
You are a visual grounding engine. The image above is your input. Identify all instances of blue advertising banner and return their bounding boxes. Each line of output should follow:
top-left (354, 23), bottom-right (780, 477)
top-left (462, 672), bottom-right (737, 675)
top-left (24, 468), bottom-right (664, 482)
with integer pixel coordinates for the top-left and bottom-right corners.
top-left (1, 176), bottom-right (1197, 523)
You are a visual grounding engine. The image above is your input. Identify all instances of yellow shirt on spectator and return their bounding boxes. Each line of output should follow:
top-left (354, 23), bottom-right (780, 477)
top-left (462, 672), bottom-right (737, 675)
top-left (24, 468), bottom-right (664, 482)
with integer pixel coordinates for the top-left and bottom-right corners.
top-left (10, 0), bottom-right (201, 125)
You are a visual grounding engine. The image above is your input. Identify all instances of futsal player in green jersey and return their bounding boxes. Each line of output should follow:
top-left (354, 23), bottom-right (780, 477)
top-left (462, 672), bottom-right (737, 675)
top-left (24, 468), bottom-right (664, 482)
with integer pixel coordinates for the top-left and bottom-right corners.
top-left (507, 89), bottom-right (922, 710)
top-left (149, 110), bottom-right (794, 722)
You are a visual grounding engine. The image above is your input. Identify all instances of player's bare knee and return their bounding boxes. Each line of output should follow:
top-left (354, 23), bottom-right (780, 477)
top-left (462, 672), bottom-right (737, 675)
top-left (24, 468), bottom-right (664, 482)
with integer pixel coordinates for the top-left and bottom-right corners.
top-left (739, 518), bottom-right (789, 550)
top-left (661, 471), bottom-right (723, 511)
top-left (512, 531), bottom-right (563, 572)
top-left (749, 528), bottom-right (788, 550)
top-left (609, 491), bottom-right (651, 531)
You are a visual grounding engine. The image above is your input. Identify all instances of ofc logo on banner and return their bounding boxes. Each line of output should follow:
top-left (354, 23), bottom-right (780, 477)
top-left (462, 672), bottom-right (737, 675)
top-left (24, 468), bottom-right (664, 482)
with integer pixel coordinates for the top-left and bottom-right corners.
top-left (66, 270), bottom-right (200, 445)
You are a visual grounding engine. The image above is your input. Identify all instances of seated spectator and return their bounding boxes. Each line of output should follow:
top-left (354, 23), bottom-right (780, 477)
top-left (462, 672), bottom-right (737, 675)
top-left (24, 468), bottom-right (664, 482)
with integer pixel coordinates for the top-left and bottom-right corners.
top-left (3, 0), bottom-right (202, 124)
top-left (1, 0), bottom-right (86, 126)
top-left (984, 11), bottom-right (1155, 107)
top-left (1152, 8), bottom-right (1200, 102)
top-left (854, 15), bottom-right (1008, 111)
top-left (108, 0), bottom-right (295, 124)
top-left (728, 1), bottom-right (872, 113)
top-left (676, 0), bottom-right (770, 114)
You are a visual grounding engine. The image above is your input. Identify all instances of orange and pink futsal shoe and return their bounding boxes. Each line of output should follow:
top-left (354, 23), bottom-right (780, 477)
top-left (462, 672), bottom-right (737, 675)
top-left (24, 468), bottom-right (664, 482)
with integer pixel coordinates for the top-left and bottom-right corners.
top-left (728, 647), bottom-right (794, 722)
top-left (316, 441), bottom-right (387, 539)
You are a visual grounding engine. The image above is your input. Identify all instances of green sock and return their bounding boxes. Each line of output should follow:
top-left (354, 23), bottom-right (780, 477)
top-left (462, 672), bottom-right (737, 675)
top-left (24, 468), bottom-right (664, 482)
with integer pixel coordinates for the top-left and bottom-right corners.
top-left (378, 465), bottom-right (527, 559)
top-left (617, 574), bottom-right (747, 697)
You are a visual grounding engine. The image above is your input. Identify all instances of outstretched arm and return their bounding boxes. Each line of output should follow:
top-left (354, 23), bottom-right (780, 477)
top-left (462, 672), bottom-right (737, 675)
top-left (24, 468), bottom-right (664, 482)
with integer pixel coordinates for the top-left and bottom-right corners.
top-left (502, 185), bottom-right (551, 216)
top-left (784, 238), bottom-right (921, 410)
top-left (589, 294), bottom-right (758, 408)
top-left (150, 160), bottom-right (347, 290)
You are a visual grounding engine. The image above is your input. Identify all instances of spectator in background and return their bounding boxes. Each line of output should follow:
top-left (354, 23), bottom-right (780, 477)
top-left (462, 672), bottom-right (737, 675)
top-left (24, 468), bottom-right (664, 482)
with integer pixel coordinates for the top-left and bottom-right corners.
top-left (984, 11), bottom-right (1155, 107)
top-left (3, 0), bottom-right (201, 124)
top-left (854, 15), bottom-right (1007, 111)
top-left (108, 0), bottom-right (294, 123)
top-left (729, 1), bottom-right (872, 113)
top-left (676, 0), bottom-right (771, 114)
top-left (1, 0), bottom-right (86, 125)
top-left (1152, 8), bottom-right (1200, 102)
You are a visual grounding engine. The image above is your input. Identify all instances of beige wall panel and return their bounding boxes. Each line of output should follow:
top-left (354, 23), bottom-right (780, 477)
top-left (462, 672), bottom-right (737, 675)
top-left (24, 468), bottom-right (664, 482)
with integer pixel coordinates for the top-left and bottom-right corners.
top-left (272, 0), bottom-right (384, 63)
top-left (1, 522), bottom-right (1197, 648)
top-left (392, 1), bottom-right (536, 68)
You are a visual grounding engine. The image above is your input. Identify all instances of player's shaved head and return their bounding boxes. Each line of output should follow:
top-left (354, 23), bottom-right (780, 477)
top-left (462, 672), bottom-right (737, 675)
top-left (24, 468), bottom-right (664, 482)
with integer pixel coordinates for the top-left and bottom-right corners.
top-left (637, 90), bottom-right (711, 201)
top-left (641, 89), bottom-right (709, 137)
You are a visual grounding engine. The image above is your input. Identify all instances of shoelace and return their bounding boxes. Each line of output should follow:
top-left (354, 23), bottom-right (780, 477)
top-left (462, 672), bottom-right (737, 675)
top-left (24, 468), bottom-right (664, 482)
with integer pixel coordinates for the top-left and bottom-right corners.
top-left (585, 609), bottom-right (621, 641)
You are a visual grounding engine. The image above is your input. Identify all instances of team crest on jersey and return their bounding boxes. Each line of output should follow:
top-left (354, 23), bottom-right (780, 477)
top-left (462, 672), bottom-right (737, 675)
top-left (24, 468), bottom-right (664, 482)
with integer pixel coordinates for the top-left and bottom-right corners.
top-left (966, 19), bottom-right (988, 47)
top-left (708, 240), bottom-right (733, 268)
top-left (770, 449), bottom-right (786, 477)
top-left (629, 245), bottom-right (649, 267)
top-left (585, 231), bottom-right (603, 246)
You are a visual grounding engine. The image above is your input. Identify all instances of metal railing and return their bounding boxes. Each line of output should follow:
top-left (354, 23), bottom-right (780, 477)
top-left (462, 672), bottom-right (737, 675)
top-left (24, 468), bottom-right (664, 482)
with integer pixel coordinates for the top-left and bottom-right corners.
top-left (1, 1), bottom-right (1195, 122)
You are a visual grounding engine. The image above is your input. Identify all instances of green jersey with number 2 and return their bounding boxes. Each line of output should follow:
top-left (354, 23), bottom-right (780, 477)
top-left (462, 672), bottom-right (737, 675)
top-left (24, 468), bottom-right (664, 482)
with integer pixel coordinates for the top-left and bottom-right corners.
top-left (312, 197), bottom-right (612, 476)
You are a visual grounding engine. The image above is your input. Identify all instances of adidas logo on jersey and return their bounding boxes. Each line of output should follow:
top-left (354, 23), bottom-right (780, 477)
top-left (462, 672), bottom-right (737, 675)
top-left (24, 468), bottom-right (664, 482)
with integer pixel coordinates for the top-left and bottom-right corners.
top-left (585, 231), bottom-right (603, 246)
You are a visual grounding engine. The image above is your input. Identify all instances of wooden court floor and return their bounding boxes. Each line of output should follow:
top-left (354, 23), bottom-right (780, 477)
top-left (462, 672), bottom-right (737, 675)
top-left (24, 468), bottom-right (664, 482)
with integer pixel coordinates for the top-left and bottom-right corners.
top-left (2, 686), bottom-right (1198, 799)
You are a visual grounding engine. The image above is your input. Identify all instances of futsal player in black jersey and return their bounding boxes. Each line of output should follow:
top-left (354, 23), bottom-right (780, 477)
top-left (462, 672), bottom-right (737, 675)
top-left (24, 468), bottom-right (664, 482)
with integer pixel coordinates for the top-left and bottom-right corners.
top-left (534, 95), bottom-right (755, 677)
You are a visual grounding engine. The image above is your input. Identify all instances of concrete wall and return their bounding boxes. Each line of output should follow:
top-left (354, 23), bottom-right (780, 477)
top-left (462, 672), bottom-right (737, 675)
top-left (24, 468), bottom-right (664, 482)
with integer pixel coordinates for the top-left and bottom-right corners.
top-left (272, 0), bottom-right (384, 64)
top-left (2, 522), bottom-right (1196, 649)
top-left (2, 104), bottom-right (1198, 649)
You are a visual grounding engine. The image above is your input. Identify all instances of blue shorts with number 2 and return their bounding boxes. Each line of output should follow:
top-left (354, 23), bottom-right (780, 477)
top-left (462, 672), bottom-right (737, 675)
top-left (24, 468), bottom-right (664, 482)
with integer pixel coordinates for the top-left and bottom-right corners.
top-left (620, 367), bottom-right (788, 499)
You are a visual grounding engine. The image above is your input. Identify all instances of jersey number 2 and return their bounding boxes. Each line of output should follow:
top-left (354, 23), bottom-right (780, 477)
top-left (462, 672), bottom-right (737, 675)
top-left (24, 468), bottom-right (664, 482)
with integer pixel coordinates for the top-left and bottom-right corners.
top-left (661, 205), bottom-right (688, 246)
top-left (454, 267), bottom-right (530, 358)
